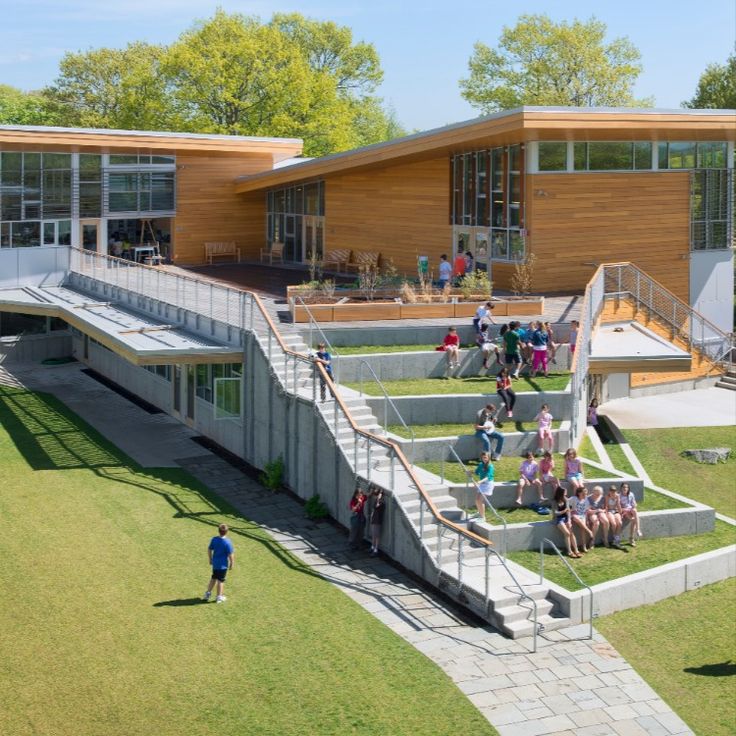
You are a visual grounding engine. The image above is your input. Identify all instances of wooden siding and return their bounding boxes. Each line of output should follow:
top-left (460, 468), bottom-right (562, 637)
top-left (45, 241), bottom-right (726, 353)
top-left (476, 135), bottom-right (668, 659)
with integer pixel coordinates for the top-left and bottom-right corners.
top-left (323, 157), bottom-right (451, 275)
top-left (174, 154), bottom-right (269, 264)
top-left (526, 172), bottom-right (691, 299)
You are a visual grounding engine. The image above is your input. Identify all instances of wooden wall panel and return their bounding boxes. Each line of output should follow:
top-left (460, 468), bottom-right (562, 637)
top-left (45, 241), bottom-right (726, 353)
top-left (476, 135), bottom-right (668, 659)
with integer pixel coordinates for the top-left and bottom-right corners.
top-left (526, 172), bottom-right (691, 299)
top-left (324, 157), bottom-right (452, 275)
top-left (173, 153), bottom-right (270, 264)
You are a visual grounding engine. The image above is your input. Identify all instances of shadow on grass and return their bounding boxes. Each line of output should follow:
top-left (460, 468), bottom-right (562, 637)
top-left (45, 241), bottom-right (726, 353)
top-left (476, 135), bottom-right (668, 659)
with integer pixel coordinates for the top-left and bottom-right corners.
top-left (684, 661), bottom-right (736, 677)
top-left (153, 598), bottom-right (208, 607)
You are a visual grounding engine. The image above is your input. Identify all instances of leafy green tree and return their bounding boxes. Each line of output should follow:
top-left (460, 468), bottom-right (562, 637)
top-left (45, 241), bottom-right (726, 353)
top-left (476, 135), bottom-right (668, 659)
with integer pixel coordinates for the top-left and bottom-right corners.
top-left (683, 54), bottom-right (736, 109)
top-left (0, 85), bottom-right (57, 125)
top-left (460, 14), bottom-right (651, 112)
top-left (45, 42), bottom-right (172, 130)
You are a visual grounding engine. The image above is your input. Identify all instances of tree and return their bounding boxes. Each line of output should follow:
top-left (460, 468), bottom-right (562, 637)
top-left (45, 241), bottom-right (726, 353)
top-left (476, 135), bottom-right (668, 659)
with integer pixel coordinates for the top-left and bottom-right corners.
top-left (460, 14), bottom-right (651, 113)
top-left (683, 54), bottom-right (736, 109)
top-left (0, 85), bottom-right (57, 125)
top-left (45, 42), bottom-right (172, 130)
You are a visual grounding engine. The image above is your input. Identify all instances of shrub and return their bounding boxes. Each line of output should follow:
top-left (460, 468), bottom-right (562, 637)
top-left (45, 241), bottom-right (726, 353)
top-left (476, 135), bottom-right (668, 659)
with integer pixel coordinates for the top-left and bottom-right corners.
top-left (400, 280), bottom-right (417, 303)
top-left (511, 253), bottom-right (537, 296)
top-left (259, 456), bottom-right (285, 492)
top-left (304, 494), bottom-right (329, 520)
top-left (458, 270), bottom-right (493, 300)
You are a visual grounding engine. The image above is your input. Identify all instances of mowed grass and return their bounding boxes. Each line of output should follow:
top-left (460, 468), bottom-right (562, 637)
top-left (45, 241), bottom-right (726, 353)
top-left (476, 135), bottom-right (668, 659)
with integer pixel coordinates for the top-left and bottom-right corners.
top-left (0, 387), bottom-right (496, 736)
top-left (597, 578), bottom-right (736, 736)
top-left (623, 425), bottom-right (736, 517)
top-left (344, 372), bottom-right (571, 396)
top-left (337, 343), bottom-right (473, 355)
top-left (388, 420), bottom-right (562, 438)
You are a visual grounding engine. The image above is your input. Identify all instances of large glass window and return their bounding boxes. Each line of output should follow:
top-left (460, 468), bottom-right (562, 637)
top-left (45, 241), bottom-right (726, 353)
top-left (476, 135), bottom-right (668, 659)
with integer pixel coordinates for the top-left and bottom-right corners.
top-left (79, 154), bottom-right (102, 217)
top-left (691, 169), bottom-right (733, 250)
top-left (195, 363), bottom-right (242, 407)
top-left (266, 181), bottom-right (324, 262)
top-left (538, 142), bottom-right (567, 171)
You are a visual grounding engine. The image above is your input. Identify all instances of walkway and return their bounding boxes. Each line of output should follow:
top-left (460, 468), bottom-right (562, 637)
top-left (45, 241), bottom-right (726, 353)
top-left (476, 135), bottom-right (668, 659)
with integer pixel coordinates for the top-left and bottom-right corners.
top-left (2, 361), bottom-right (693, 736)
top-left (602, 387), bottom-right (736, 429)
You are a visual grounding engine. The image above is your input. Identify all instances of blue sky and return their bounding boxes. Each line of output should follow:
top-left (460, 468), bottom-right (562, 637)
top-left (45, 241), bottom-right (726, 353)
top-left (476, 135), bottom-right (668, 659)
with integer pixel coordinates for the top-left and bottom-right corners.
top-left (1, 0), bottom-right (734, 131)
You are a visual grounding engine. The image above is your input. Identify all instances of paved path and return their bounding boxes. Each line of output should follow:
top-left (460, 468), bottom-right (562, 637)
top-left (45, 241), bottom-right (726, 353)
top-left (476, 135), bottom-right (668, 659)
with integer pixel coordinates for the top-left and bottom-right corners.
top-left (3, 362), bottom-right (693, 736)
top-left (602, 387), bottom-right (736, 429)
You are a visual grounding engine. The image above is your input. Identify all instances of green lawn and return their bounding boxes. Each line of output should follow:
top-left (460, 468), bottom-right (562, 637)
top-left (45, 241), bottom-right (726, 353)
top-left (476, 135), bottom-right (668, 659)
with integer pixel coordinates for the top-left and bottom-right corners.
top-left (623, 426), bottom-right (736, 518)
top-left (508, 520), bottom-right (735, 589)
top-left (597, 578), bottom-right (736, 736)
top-left (388, 420), bottom-right (562, 438)
top-left (337, 343), bottom-right (475, 355)
top-left (345, 372), bottom-right (571, 396)
top-left (0, 387), bottom-right (496, 736)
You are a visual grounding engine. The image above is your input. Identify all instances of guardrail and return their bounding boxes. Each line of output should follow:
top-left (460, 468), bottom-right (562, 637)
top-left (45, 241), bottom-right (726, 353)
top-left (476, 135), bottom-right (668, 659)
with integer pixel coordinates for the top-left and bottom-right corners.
top-left (355, 359), bottom-right (415, 464)
top-left (293, 295), bottom-right (341, 384)
top-left (66, 246), bottom-right (558, 650)
top-left (540, 537), bottom-right (594, 640)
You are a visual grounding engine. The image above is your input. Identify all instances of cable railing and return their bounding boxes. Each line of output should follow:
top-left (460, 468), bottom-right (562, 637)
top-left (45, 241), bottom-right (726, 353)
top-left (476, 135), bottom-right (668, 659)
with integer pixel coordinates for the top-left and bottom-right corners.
top-left (293, 295), bottom-right (341, 385)
top-left (355, 359), bottom-right (415, 464)
top-left (539, 538), bottom-right (594, 640)
top-left (67, 245), bottom-right (554, 649)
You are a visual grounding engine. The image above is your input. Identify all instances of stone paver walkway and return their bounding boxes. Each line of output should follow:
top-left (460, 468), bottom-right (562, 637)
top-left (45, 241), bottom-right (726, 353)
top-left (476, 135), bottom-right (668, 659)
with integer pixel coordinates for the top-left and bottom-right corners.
top-left (4, 362), bottom-right (692, 735)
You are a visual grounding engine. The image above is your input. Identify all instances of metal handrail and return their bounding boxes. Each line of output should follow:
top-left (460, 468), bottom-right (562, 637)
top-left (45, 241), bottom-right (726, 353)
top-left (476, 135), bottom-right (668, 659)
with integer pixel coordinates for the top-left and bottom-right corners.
top-left (443, 445), bottom-right (508, 559)
top-left (292, 295), bottom-right (341, 384)
top-left (355, 358), bottom-right (415, 463)
top-left (539, 537), bottom-right (594, 641)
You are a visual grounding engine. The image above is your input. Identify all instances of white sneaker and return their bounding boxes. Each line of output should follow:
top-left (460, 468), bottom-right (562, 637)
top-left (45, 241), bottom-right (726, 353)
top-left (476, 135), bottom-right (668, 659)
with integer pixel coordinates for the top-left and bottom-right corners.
top-left (203, 591), bottom-right (211, 601)
top-left (216, 595), bottom-right (227, 604)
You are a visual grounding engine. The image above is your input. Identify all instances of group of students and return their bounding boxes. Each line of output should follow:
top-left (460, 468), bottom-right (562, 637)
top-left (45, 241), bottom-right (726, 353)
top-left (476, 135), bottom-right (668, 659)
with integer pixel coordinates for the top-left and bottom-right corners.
top-left (437, 251), bottom-right (476, 288)
top-left (348, 484), bottom-right (387, 556)
top-left (473, 401), bottom-right (556, 460)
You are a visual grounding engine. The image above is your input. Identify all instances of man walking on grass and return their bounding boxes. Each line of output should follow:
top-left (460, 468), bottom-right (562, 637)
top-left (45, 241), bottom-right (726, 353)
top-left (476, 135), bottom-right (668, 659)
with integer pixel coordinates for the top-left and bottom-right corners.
top-left (204, 524), bottom-right (234, 603)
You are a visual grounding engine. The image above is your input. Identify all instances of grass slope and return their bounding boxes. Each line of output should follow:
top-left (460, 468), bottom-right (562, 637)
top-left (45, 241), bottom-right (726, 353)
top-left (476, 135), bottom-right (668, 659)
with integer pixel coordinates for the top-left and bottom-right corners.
top-left (345, 373), bottom-right (570, 396)
top-left (623, 425), bottom-right (736, 517)
top-left (388, 420), bottom-right (562, 438)
top-left (597, 578), bottom-right (736, 736)
top-left (0, 387), bottom-right (496, 736)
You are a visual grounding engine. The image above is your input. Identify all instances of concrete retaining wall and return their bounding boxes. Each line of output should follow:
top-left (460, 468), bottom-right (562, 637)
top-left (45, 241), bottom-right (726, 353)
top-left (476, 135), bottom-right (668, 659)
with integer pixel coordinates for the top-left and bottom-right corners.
top-left (630, 375), bottom-right (720, 398)
top-left (392, 423), bottom-right (571, 462)
top-left (338, 345), bottom-right (571, 382)
top-left (0, 334), bottom-right (72, 364)
top-left (471, 505), bottom-right (715, 553)
top-left (363, 391), bottom-right (571, 425)
top-left (547, 544), bottom-right (736, 622)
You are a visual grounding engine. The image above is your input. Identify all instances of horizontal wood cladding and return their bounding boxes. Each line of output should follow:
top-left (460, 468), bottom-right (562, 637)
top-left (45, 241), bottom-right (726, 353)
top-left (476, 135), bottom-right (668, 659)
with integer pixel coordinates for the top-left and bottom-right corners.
top-left (174, 154), bottom-right (269, 264)
top-left (527, 172), bottom-right (690, 299)
top-left (324, 157), bottom-right (451, 274)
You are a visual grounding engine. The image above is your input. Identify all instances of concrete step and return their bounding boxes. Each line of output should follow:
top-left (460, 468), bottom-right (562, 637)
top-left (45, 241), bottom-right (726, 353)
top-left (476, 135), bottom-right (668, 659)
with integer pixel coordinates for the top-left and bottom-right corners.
top-left (500, 611), bottom-right (572, 639)
top-left (715, 375), bottom-right (736, 391)
top-left (494, 597), bottom-right (554, 625)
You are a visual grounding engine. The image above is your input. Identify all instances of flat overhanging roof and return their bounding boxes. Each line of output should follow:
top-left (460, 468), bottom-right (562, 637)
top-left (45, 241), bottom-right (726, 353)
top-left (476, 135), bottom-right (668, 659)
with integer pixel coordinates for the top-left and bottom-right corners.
top-left (590, 321), bottom-right (692, 374)
top-left (0, 286), bottom-right (243, 366)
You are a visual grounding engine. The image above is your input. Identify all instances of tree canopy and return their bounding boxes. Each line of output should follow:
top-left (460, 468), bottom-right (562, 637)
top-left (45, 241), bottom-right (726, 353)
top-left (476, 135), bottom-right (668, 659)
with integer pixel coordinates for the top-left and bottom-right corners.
top-left (0, 85), bottom-right (56, 125)
top-left (683, 54), bottom-right (736, 109)
top-left (460, 14), bottom-right (652, 113)
top-left (34, 9), bottom-right (403, 155)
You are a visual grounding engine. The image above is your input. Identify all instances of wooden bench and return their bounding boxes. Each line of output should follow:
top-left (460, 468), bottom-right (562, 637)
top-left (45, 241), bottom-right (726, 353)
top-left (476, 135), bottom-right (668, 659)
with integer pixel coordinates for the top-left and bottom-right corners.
top-left (323, 248), bottom-right (351, 273)
top-left (259, 241), bottom-right (284, 265)
top-left (204, 242), bottom-right (240, 265)
top-left (345, 250), bottom-right (381, 273)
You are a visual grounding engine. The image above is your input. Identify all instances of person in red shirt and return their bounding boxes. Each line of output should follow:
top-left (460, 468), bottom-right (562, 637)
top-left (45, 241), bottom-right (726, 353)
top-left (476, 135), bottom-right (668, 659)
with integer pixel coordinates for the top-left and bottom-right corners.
top-left (453, 253), bottom-right (466, 284)
top-left (348, 486), bottom-right (367, 550)
top-left (442, 326), bottom-right (461, 374)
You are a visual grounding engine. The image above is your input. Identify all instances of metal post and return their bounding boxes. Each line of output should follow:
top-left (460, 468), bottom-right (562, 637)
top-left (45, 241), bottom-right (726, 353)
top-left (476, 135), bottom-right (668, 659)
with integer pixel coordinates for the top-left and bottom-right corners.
top-left (539, 542), bottom-right (544, 585)
top-left (484, 545), bottom-right (490, 603)
top-left (367, 439), bottom-right (372, 481)
top-left (457, 536), bottom-right (464, 586)
top-left (353, 434), bottom-right (358, 476)
top-left (440, 456), bottom-right (445, 484)
top-left (333, 394), bottom-right (339, 437)
top-left (268, 330), bottom-right (272, 363)
top-left (292, 355), bottom-right (297, 396)
top-left (436, 525), bottom-right (442, 567)
top-left (419, 499), bottom-right (425, 539)
top-left (384, 396), bottom-right (388, 433)
top-left (390, 447), bottom-right (395, 490)
top-left (312, 368), bottom-right (317, 403)
top-left (210, 283), bottom-right (214, 321)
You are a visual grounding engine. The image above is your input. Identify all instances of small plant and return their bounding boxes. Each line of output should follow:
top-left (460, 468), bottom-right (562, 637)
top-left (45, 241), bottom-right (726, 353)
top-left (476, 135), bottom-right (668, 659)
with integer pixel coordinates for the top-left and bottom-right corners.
top-left (417, 269), bottom-right (435, 303)
top-left (380, 258), bottom-right (402, 289)
top-left (357, 264), bottom-right (381, 301)
top-left (458, 270), bottom-right (493, 300)
top-left (306, 249), bottom-right (324, 283)
top-left (511, 252), bottom-right (537, 297)
top-left (400, 280), bottom-right (417, 303)
top-left (304, 493), bottom-right (329, 520)
top-left (259, 456), bottom-right (285, 492)
top-left (440, 280), bottom-right (452, 303)
top-left (320, 278), bottom-right (336, 299)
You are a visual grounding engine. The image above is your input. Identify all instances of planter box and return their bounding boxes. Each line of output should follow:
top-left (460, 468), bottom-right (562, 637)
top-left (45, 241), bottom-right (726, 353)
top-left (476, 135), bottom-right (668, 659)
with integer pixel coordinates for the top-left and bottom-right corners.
top-left (289, 295), bottom-right (544, 322)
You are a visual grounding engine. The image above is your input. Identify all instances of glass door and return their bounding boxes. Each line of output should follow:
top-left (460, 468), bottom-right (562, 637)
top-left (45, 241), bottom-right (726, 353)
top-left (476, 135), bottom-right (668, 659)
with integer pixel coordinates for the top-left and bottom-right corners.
top-left (475, 230), bottom-right (490, 274)
top-left (302, 215), bottom-right (324, 263)
top-left (79, 219), bottom-right (101, 252)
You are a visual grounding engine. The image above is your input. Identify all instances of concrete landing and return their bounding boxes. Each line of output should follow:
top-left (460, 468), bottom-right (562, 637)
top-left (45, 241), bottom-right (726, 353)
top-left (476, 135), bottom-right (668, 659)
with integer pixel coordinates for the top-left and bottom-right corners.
top-left (602, 387), bottom-right (736, 429)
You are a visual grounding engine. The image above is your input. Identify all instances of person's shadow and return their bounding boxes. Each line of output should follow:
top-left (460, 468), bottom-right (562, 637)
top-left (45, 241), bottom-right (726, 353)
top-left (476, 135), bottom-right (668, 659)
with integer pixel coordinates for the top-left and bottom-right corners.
top-left (153, 598), bottom-right (207, 607)
top-left (683, 661), bottom-right (736, 677)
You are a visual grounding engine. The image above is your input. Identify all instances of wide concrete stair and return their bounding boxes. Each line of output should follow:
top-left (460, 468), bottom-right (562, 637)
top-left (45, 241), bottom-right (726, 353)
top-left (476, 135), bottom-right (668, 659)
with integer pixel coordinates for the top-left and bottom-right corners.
top-left (715, 369), bottom-right (736, 391)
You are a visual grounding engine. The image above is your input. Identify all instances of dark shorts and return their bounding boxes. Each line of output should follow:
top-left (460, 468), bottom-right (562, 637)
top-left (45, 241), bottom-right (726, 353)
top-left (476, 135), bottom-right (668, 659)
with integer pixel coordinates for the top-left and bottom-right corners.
top-left (554, 514), bottom-right (569, 526)
top-left (211, 568), bottom-right (228, 582)
top-left (504, 353), bottom-right (521, 365)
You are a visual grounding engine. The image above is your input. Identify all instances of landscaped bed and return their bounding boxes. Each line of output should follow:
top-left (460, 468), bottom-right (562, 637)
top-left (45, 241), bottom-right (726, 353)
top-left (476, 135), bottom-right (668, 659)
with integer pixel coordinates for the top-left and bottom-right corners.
top-left (345, 372), bottom-right (571, 396)
top-left (388, 420), bottom-right (563, 437)
top-left (0, 387), bottom-right (497, 736)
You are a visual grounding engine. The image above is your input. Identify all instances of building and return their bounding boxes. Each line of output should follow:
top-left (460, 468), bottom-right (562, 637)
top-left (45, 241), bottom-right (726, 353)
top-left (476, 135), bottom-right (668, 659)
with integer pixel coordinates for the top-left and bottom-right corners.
top-left (1, 107), bottom-right (734, 332)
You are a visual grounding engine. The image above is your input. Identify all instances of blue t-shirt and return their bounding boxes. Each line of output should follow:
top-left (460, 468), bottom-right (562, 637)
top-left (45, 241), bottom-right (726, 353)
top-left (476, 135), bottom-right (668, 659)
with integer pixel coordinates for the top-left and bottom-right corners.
top-left (209, 536), bottom-right (234, 570)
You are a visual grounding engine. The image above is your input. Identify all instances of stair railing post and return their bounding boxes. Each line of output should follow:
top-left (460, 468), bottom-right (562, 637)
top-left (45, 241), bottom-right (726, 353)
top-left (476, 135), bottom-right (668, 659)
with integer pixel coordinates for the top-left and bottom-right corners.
top-left (457, 535), bottom-right (464, 586)
top-left (539, 541), bottom-right (544, 585)
top-left (440, 455), bottom-right (445, 484)
top-left (334, 393), bottom-right (339, 437)
top-left (312, 365), bottom-right (317, 403)
top-left (419, 498), bottom-right (425, 540)
top-left (389, 446), bottom-right (395, 490)
top-left (292, 355), bottom-right (297, 396)
top-left (384, 395), bottom-right (388, 434)
top-left (484, 545), bottom-right (490, 604)
top-left (437, 525), bottom-right (442, 568)
top-left (366, 438), bottom-right (372, 481)
top-left (353, 433), bottom-right (358, 475)
top-left (268, 329), bottom-right (272, 363)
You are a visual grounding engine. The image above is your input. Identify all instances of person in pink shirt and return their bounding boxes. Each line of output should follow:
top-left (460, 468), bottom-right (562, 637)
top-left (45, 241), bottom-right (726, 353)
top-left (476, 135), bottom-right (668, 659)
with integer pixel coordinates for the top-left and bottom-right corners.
top-left (534, 403), bottom-right (554, 454)
top-left (539, 450), bottom-right (558, 498)
top-left (442, 326), bottom-right (461, 374)
top-left (564, 448), bottom-right (585, 492)
top-left (515, 451), bottom-right (544, 505)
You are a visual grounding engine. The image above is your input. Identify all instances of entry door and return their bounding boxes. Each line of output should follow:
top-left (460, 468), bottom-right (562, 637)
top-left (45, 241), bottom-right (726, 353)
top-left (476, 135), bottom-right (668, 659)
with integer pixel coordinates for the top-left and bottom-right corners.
top-left (474, 230), bottom-right (490, 275)
top-left (172, 364), bottom-right (195, 426)
top-left (186, 365), bottom-right (195, 424)
top-left (79, 219), bottom-right (101, 252)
